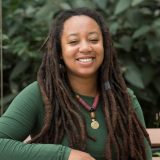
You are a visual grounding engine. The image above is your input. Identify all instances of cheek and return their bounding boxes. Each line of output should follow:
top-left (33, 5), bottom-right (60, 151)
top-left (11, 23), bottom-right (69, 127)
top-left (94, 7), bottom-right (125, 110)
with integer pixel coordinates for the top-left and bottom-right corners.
top-left (97, 45), bottom-right (104, 59)
top-left (61, 45), bottom-right (70, 59)
top-left (62, 46), bottom-right (78, 59)
top-left (98, 49), bottom-right (104, 66)
top-left (61, 39), bottom-right (69, 57)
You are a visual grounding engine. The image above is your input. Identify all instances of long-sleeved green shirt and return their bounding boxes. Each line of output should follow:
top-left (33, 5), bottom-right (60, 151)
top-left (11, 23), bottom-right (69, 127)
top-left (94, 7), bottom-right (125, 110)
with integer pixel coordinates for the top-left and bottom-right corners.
top-left (0, 81), bottom-right (152, 160)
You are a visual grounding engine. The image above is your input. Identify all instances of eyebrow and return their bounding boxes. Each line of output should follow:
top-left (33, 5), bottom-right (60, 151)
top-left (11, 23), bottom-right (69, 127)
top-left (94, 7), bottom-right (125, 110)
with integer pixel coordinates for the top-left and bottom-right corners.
top-left (88, 32), bottom-right (98, 35)
top-left (67, 33), bottom-right (78, 38)
top-left (67, 32), bottom-right (99, 38)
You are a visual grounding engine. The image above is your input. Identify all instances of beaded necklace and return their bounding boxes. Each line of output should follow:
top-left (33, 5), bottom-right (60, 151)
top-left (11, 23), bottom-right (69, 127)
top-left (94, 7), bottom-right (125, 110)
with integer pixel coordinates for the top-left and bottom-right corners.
top-left (76, 93), bottom-right (99, 129)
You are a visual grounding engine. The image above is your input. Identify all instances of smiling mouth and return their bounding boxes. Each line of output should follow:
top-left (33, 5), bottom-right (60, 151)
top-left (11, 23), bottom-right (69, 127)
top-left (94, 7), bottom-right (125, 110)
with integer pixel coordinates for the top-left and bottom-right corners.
top-left (77, 58), bottom-right (95, 63)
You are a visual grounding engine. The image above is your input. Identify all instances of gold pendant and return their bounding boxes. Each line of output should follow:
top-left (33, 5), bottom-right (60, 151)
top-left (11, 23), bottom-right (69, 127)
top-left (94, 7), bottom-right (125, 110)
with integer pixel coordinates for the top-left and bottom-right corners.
top-left (91, 119), bottom-right (99, 129)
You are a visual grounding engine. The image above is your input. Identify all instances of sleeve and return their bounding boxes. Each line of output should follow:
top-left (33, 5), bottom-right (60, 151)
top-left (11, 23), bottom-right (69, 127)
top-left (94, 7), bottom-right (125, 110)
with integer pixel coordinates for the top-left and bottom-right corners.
top-left (128, 88), bottom-right (152, 160)
top-left (0, 82), bottom-right (71, 160)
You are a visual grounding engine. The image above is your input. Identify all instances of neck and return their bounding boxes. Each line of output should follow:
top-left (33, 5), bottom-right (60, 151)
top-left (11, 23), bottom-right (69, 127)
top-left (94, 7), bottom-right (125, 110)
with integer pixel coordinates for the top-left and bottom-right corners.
top-left (67, 74), bottom-right (98, 97)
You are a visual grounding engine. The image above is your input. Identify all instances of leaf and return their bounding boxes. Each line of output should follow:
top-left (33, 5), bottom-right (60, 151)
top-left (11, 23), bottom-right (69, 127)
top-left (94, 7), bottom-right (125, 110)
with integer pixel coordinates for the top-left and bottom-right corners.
top-left (141, 65), bottom-right (154, 86)
top-left (119, 36), bottom-right (133, 52)
top-left (152, 18), bottom-right (160, 34)
top-left (131, 0), bottom-right (144, 6)
top-left (35, 2), bottom-right (58, 22)
top-left (149, 46), bottom-right (160, 63)
top-left (132, 25), bottom-right (150, 39)
top-left (146, 34), bottom-right (160, 62)
top-left (140, 8), bottom-right (152, 15)
top-left (109, 22), bottom-right (119, 35)
top-left (9, 81), bottom-right (19, 94)
top-left (9, 60), bottom-right (30, 80)
top-left (60, 2), bottom-right (71, 9)
top-left (126, 9), bottom-right (146, 28)
top-left (124, 61), bottom-right (145, 89)
top-left (25, 5), bottom-right (35, 17)
top-left (114, 0), bottom-right (131, 15)
top-left (8, 22), bottom-right (21, 37)
top-left (153, 18), bottom-right (160, 29)
top-left (146, 34), bottom-right (158, 50)
top-left (93, 0), bottom-right (107, 10)
top-left (2, 34), bottom-right (9, 40)
top-left (71, 0), bottom-right (95, 8)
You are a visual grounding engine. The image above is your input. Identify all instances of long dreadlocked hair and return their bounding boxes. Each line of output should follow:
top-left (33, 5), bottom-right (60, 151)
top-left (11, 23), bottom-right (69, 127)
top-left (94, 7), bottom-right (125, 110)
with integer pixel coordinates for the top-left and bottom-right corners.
top-left (28, 7), bottom-right (151, 160)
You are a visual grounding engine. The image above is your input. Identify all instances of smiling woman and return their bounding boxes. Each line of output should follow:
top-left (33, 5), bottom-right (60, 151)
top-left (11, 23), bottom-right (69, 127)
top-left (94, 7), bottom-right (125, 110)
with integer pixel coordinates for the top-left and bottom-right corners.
top-left (0, 7), bottom-right (152, 160)
top-left (61, 15), bottom-right (104, 95)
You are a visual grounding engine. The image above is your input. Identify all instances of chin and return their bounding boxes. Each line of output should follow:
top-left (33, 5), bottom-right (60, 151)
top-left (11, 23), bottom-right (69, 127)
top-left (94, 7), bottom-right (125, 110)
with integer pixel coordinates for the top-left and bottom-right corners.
top-left (78, 72), bottom-right (98, 78)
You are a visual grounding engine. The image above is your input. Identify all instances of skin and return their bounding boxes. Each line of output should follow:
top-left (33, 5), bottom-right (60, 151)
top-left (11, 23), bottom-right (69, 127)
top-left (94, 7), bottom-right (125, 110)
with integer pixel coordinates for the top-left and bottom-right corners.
top-left (61, 15), bottom-right (104, 97)
top-left (61, 15), bottom-right (104, 160)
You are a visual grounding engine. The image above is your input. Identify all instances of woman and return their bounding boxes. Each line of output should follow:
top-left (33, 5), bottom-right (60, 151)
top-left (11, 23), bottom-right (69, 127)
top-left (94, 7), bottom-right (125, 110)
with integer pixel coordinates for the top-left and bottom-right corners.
top-left (0, 7), bottom-right (152, 160)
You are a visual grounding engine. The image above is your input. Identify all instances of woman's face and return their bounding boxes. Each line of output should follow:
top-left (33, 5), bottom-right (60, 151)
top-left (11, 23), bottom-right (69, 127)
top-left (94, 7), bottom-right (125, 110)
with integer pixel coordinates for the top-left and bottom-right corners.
top-left (61, 15), bottom-right (104, 79)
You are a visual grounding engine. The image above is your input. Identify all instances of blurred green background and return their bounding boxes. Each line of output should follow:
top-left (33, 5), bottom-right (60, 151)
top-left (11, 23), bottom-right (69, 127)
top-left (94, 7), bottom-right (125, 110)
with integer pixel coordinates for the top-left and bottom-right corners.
top-left (1, 0), bottom-right (160, 127)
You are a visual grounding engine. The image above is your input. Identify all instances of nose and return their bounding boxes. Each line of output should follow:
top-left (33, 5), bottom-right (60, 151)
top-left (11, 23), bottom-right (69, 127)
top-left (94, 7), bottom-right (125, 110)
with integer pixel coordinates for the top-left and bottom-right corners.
top-left (79, 41), bottom-right (92, 53)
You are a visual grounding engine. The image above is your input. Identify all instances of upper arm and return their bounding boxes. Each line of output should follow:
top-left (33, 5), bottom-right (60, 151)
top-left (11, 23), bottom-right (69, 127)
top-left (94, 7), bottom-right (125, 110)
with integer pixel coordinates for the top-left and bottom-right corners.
top-left (128, 88), bottom-right (152, 160)
top-left (127, 88), bottom-right (146, 127)
top-left (0, 82), bottom-right (43, 141)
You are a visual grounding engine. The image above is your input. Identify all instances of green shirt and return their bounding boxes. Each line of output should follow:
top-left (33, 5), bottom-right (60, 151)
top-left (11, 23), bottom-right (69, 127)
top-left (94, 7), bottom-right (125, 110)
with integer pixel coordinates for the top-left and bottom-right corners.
top-left (0, 81), bottom-right (152, 160)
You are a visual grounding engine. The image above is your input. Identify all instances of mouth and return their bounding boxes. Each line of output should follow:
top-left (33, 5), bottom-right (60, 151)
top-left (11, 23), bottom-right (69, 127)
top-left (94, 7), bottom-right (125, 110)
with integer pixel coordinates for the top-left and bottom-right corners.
top-left (76, 57), bottom-right (95, 63)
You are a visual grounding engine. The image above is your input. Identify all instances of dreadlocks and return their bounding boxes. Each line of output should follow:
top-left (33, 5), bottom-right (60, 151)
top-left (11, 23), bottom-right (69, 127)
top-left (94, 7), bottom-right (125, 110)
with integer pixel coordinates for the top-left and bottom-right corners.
top-left (28, 8), bottom-right (151, 160)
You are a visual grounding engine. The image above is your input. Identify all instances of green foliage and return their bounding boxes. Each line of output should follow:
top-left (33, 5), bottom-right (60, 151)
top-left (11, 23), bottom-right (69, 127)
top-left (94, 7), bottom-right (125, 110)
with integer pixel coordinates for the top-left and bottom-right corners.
top-left (114, 0), bottom-right (131, 15)
top-left (2, 0), bottom-right (160, 127)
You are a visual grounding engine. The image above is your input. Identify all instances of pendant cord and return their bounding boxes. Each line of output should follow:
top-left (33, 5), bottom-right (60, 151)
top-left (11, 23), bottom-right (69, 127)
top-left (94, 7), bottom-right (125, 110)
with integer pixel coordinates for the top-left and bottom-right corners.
top-left (76, 93), bottom-right (99, 112)
top-left (76, 93), bottom-right (100, 129)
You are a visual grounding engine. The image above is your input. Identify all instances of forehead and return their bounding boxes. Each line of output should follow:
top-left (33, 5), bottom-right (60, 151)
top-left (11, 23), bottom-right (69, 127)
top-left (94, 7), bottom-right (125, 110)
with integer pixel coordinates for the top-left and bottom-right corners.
top-left (62, 15), bottom-right (101, 36)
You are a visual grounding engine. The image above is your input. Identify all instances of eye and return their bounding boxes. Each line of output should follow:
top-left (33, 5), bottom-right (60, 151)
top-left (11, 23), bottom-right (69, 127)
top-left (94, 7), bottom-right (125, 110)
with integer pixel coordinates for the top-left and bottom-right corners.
top-left (68, 40), bottom-right (79, 45)
top-left (89, 39), bottom-right (99, 44)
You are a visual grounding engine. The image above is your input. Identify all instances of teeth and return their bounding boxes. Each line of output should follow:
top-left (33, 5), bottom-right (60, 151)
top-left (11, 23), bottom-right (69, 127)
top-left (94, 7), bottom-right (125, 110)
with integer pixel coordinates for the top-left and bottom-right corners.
top-left (78, 58), bottom-right (93, 62)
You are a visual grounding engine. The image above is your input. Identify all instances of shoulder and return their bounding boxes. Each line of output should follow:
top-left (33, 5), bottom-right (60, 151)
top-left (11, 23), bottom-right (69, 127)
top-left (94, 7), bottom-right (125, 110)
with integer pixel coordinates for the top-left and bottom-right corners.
top-left (20, 81), bottom-right (40, 93)
top-left (127, 88), bottom-right (140, 110)
top-left (17, 81), bottom-right (41, 98)
top-left (127, 88), bottom-right (136, 98)
top-left (127, 88), bottom-right (146, 127)
top-left (11, 81), bottom-right (43, 109)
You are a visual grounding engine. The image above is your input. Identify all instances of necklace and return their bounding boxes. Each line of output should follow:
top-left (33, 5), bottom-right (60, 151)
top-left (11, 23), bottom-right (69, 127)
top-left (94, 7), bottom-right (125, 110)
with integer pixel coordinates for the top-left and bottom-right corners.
top-left (76, 93), bottom-right (100, 129)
